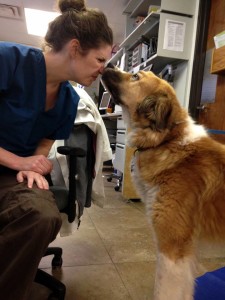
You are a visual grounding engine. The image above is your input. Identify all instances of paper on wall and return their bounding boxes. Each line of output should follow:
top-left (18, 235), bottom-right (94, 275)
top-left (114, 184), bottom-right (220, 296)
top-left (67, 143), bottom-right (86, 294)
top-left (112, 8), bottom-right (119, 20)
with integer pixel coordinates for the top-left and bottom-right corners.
top-left (163, 19), bottom-right (186, 52)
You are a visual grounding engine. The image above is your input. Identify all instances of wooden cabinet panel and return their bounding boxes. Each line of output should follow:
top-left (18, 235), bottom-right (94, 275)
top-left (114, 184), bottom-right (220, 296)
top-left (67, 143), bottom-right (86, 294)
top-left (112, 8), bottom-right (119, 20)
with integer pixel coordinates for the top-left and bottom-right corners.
top-left (198, 0), bottom-right (225, 137)
top-left (207, 0), bottom-right (225, 50)
top-left (211, 46), bottom-right (225, 74)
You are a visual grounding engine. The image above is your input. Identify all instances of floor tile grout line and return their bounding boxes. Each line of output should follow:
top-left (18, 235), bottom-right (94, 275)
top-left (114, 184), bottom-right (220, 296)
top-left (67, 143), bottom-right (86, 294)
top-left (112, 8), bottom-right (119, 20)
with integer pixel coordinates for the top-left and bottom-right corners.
top-left (113, 263), bottom-right (135, 300)
top-left (86, 198), bottom-right (136, 298)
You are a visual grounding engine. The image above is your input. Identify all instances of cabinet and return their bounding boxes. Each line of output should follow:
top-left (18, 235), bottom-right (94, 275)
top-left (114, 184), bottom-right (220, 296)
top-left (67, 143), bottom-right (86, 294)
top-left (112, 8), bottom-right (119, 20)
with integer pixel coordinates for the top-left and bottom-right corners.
top-left (113, 117), bottom-right (126, 173)
top-left (109, 0), bottom-right (199, 106)
top-left (113, 117), bottom-right (139, 199)
top-left (106, 0), bottom-right (200, 199)
top-left (211, 45), bottom-right (225, 75)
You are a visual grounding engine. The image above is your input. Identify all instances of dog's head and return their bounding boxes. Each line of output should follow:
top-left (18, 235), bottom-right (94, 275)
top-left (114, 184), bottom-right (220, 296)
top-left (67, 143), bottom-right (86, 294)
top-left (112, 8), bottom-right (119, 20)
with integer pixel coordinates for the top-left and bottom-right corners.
top-left (101, 67), bottom-right (188, 148)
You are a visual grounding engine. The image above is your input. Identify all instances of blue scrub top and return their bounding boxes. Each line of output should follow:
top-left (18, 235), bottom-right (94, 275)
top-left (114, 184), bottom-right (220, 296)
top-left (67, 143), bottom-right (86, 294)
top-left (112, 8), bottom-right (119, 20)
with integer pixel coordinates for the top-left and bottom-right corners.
top-left (0, 42), bottom-right (80, 156)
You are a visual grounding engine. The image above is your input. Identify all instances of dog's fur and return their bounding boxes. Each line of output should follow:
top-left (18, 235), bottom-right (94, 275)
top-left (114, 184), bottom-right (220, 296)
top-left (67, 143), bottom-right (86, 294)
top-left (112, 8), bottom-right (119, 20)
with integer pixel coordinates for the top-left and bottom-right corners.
top-left (102, 68), bottom-right (225, 300)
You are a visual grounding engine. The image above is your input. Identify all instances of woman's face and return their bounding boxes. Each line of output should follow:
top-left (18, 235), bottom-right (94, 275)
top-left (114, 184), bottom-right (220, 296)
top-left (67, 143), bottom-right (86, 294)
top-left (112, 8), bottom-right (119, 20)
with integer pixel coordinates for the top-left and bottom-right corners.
top-left (71, 43), bottom-right (112, 86)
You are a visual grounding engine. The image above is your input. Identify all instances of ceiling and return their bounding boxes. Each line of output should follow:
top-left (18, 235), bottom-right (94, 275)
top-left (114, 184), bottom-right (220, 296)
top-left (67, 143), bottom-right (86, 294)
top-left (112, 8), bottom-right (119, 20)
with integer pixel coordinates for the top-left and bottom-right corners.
top-left (0, 0), bottom-right (129, 48)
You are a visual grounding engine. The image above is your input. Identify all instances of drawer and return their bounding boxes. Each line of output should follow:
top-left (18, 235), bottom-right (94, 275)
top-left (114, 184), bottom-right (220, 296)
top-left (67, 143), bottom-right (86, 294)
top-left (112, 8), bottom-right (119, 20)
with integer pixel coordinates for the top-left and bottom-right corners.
top-left (116, 130), bottom-right (126, 144)
top-left (113, 143), bottom-right (125, 173)
top-left (104, 119), bottom-right (117, 129)
top-left (117, 117), bottom-right (126, 129)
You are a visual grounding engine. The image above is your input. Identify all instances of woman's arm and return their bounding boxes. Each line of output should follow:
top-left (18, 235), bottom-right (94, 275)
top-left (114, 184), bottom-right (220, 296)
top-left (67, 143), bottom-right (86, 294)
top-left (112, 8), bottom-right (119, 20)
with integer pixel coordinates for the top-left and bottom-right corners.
top-left (0, 139), bottom-right (55, 189)
top-left (0, 146), bottom-right (53, 175)
top-left (34, 138), bottom-right (55, 157)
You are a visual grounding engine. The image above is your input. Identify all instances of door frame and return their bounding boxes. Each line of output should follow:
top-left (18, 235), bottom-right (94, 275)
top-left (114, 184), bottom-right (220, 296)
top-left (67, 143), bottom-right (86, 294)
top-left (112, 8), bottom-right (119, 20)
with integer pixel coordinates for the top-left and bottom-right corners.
top-left (188, 0), bottom-right (211, 120)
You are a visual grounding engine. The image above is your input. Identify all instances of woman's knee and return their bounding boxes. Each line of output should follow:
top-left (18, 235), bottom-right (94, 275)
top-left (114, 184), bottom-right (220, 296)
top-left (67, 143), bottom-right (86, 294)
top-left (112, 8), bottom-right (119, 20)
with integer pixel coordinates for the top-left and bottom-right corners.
top-left (25, 187), bottom-right (62, 234)
top-left (1, 184), bottom-right (62, 239)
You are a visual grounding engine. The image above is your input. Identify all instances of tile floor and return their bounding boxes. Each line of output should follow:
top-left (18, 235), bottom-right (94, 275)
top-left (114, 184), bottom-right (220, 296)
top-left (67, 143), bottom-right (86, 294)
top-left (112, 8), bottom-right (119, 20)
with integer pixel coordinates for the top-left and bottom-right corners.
top-left (31, 169), bottom-right (225, 299)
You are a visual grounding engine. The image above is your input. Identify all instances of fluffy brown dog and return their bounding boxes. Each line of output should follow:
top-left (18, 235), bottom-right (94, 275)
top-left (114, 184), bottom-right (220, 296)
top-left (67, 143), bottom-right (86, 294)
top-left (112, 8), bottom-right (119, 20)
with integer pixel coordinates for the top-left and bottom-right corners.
top-left (101, 66), bottom-right (225, 300)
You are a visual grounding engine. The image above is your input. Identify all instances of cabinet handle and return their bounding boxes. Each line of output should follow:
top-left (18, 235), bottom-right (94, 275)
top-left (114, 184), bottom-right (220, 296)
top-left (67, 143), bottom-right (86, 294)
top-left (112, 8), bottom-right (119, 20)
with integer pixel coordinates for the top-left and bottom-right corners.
top-left (196, 104), bottom-right (208, 112)
top-left (116, 144), bottom-right (125, 149)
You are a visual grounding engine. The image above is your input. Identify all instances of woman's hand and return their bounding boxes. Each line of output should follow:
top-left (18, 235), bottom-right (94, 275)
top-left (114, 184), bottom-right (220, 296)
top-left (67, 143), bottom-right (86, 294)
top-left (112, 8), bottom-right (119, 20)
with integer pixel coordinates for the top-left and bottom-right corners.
top-left (0, 148), bottom-right (53, 175)
top-left (17, 155), bottom-right (53, 175)
top-left (17, 171), bottom-right (49, 190)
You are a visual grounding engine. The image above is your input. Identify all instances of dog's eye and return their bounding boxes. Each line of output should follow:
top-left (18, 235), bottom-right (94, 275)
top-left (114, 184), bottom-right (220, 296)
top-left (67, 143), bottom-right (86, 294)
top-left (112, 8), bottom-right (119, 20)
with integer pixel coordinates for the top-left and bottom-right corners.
top-left (131, 73), bottom-right (139, 81)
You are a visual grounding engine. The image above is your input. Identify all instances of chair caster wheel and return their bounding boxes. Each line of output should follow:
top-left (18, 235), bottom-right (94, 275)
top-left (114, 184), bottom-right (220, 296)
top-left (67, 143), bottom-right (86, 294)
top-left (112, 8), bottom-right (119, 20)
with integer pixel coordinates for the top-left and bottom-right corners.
top-left (48, 293), bottom-right (58, 300)
top-left (48, 291), bottom-right (65, 300)
top-left (52, 256), bottom-right (63, 268)
top-left (107, 177), bottom-right (112, 182)
top-left (114, 186), bottom-right (120, 191)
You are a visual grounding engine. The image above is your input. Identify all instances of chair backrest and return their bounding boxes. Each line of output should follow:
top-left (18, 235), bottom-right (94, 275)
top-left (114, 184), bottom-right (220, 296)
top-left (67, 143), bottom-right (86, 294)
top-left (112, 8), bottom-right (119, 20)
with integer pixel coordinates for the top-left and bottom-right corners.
top-left (51, 124), bottom-right (95, 225)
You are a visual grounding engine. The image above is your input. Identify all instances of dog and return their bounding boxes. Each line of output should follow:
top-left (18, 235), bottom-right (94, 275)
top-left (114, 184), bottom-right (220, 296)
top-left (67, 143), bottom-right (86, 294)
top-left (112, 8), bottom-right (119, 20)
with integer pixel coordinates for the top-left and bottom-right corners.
top-left (101, 66), bottom-right (225, 300)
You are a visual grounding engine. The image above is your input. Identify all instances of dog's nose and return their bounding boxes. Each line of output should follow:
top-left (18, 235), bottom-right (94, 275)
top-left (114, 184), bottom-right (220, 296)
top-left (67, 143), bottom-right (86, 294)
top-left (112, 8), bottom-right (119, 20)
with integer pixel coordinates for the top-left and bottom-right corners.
top-left (106, 63), bottom-right (115, 69)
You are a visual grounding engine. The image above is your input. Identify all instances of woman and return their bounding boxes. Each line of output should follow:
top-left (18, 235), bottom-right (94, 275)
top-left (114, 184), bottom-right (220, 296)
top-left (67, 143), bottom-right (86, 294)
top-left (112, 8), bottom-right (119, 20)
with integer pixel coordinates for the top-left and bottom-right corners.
top-left (0, 0), bottom-right (113, 299)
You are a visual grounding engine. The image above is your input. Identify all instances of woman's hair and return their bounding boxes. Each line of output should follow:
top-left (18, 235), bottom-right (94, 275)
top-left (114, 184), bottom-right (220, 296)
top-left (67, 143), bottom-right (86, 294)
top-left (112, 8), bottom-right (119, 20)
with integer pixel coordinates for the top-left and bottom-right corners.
top-left (43, 0), bottom-right (113, 52)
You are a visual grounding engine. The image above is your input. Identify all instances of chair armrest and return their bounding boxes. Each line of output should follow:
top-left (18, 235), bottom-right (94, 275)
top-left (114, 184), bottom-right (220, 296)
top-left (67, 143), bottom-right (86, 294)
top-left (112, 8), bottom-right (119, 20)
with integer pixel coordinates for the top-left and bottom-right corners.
top-left (57, 146), bottom-right (86, 157)
top-left (55, 124), bottom-right (94, 225)
top-left (56, 145), bottom-right (87, 223)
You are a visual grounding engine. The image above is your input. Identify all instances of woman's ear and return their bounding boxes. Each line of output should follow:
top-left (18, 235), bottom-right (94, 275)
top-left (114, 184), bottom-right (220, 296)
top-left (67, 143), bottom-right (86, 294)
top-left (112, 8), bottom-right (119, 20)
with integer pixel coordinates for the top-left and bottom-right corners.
top-left (69, 39), bottom-right (80, 58)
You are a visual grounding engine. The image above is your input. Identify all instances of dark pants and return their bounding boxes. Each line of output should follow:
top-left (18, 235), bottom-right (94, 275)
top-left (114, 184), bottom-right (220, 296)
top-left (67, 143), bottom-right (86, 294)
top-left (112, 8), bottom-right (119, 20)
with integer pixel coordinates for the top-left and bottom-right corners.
top-left (0, 170), bottom-right (62, 300)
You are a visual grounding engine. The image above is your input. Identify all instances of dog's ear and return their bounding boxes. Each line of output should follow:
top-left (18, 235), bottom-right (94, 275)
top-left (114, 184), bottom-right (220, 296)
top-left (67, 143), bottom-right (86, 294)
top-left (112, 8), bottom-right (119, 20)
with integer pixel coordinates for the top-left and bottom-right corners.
top-left (137, 95), bottom-right (172, 131)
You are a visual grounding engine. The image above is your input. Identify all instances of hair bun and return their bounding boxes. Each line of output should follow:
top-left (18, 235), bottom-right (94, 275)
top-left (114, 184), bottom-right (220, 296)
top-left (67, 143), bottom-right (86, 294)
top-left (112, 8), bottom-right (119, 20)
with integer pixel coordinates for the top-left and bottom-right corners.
top-left (57, 0), bottom-right (86, 13)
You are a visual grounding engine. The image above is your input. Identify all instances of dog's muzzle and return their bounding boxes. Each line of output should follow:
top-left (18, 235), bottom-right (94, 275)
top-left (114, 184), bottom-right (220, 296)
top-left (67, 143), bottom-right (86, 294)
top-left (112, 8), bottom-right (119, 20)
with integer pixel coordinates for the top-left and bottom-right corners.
top-left (101, 67), bottom-right (123, 105)
top-left (105, 62), bottom-right (115, 69)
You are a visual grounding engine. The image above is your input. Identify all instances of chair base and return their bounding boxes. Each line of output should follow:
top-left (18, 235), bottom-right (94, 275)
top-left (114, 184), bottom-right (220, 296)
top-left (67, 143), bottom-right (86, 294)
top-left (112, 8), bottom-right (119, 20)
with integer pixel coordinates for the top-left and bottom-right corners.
top-left (44, 247), bottom-right (63, 268)
top-left (106, 173), bottom-right (123, 191)
top-left (35, 247), bottom-right (65, 300)
top-left (35, 269), bottom-right (66, 300)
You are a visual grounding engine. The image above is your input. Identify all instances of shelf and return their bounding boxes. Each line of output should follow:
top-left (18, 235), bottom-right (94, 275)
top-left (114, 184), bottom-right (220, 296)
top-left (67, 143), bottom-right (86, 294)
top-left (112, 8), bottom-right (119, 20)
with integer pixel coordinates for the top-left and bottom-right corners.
top-left (211, 45), bottom-right (225, 75)
top-left (123, 0), bottom-right (141, 15)
top-left (123, 0), bottom-right (160, 17)
top-left (129, 53), bottom-right (183, 75)
top-left (120, 12), bottom-right (160, 50)
top-left (108, 48), bottom-right (124, 65)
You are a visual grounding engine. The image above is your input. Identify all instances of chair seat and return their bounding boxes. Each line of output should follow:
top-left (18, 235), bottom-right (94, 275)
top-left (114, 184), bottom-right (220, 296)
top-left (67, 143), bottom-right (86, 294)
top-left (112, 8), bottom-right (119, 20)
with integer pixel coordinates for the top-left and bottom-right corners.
top-left (50, 186), bottom-right (69, 211)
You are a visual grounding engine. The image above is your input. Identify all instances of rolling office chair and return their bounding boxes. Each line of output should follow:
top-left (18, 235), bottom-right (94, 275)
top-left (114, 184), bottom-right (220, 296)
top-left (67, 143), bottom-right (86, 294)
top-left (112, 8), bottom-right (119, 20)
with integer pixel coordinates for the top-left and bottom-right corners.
top-left (34, 124), bottom-right (95, 300)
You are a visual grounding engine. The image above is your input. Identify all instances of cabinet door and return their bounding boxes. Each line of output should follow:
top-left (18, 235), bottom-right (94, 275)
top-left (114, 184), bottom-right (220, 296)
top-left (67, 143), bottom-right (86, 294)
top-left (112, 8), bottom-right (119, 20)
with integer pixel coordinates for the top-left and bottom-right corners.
top-left (116, 130), bottom-right (126, 144)
top-left (122, 146), bottom-right (139, 199)
top-left (157, 13), bottom-right (193, 60)
top-left (161, 0), bottom-right (196, 16)
top-left (113, 144), bottom-right (126, 173)
top-left (194, 0), bottom-right (225, 144)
